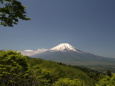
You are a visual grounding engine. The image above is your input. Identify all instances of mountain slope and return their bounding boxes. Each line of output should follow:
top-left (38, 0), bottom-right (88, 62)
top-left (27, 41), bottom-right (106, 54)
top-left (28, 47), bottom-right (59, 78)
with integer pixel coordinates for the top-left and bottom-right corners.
top-left (31, 43), bottom-right (115, 65)
top-left (27, 57), bottom-right (98, 85)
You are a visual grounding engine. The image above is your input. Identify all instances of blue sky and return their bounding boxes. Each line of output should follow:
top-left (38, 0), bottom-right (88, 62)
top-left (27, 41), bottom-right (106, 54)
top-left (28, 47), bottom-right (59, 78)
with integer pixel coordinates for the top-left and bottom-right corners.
top-left (0, 0), bottom-right (115, 58)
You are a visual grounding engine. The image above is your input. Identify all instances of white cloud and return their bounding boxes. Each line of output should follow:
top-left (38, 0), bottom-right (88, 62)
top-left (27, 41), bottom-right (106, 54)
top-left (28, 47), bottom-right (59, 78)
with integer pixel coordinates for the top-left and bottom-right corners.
top-left (24, 50), bottom-right (33, 52)
top-left (20, 49), bottom-right (48, 56)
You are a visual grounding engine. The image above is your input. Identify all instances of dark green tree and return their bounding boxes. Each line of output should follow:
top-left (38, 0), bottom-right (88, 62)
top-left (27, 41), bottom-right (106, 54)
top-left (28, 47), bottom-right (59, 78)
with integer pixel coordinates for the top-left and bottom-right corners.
top-left (107, 70), bottom-right (112, 77)
top-left (0, 0), bottom-right (30, 27)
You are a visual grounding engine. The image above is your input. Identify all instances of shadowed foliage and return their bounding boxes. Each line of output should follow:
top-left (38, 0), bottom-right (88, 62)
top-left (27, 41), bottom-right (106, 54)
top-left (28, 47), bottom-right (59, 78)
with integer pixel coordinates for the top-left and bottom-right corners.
top-left (0, 0), bottom-right (30, 27)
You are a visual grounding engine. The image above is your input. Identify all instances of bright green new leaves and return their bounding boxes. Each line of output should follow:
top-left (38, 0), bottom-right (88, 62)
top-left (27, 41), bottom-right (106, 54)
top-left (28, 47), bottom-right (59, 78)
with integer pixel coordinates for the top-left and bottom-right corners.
top-left (0, 0), bottom-right (30, 27)
top-left (96, 75), bottom-right (115, 86)
top-left (0, 50), bottom-right (28, 86)
top-left (28, 65), bottom-right (51, 86)
top-left (52, 78), bottom-right (86, 86)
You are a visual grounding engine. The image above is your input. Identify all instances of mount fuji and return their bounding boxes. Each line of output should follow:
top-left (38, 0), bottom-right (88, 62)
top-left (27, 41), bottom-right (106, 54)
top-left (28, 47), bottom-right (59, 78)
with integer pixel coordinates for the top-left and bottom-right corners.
top-left (30, 43), bottom-right (115, 65)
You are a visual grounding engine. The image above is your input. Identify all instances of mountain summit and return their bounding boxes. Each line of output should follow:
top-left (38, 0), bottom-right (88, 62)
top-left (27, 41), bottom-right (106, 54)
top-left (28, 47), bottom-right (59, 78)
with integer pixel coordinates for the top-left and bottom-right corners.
top-left (50, 43), bottom-right (82, 53)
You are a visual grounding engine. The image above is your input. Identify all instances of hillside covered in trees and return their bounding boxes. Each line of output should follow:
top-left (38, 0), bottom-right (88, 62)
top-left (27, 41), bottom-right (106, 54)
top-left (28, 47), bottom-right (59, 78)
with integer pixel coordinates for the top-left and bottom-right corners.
top-left (0, 50), bottom-right (115, 86)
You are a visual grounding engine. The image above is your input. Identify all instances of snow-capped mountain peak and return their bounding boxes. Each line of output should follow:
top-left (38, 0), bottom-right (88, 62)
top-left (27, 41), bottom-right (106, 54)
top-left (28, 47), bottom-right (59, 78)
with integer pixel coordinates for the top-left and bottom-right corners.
top-left (50, 43), bottom-right (81, 52)
top-left (21, 43), bottom-right (83, 56)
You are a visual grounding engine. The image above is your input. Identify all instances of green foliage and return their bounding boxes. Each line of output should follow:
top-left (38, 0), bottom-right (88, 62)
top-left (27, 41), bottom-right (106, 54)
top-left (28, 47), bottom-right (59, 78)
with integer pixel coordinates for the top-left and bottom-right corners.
top-left (111, 75), bottom-right (115, 85)
top-left (52, 78), bottom-right (86, 86)
top-left (1, 50), bottom-right (114, 86)
top-left (28, 58), bottom-right (95, 86)
top-left (0, 50), bottom-right (29, 86)
top-left (73, 66), bottom-right (104, 82)
top-left (0, 0), bottom-right (30, 27)
top-left (96, 75), bottom-right (115, 86)
top-left (28, 65), bottom-right (51, 86)
top-left (107, 70), bottom-right (112, 77)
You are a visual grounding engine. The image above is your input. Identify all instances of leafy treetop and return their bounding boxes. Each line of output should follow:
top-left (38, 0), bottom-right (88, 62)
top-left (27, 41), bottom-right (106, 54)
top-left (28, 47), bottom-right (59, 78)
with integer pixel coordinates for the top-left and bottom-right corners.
top-left (0, 0), bottom-right (30, 27)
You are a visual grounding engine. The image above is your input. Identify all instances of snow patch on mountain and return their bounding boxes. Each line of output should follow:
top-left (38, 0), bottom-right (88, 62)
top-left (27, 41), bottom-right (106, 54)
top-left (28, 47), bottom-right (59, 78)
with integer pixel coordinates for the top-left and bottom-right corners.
top-left (50, 43), bottom-right (83, 53)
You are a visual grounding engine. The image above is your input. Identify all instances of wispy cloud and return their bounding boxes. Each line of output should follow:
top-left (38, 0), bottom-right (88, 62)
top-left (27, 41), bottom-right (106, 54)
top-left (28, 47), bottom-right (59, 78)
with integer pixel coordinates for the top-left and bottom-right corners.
top-left (20, 49), bottom-right (48, 56)
top-left (24, 50), bottom-right (34, 52)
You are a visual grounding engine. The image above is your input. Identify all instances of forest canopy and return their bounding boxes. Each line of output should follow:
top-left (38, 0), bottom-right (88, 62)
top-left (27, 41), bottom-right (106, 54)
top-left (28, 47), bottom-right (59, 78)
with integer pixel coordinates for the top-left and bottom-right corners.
top-left (0, 50), bottom-right (115, 86)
